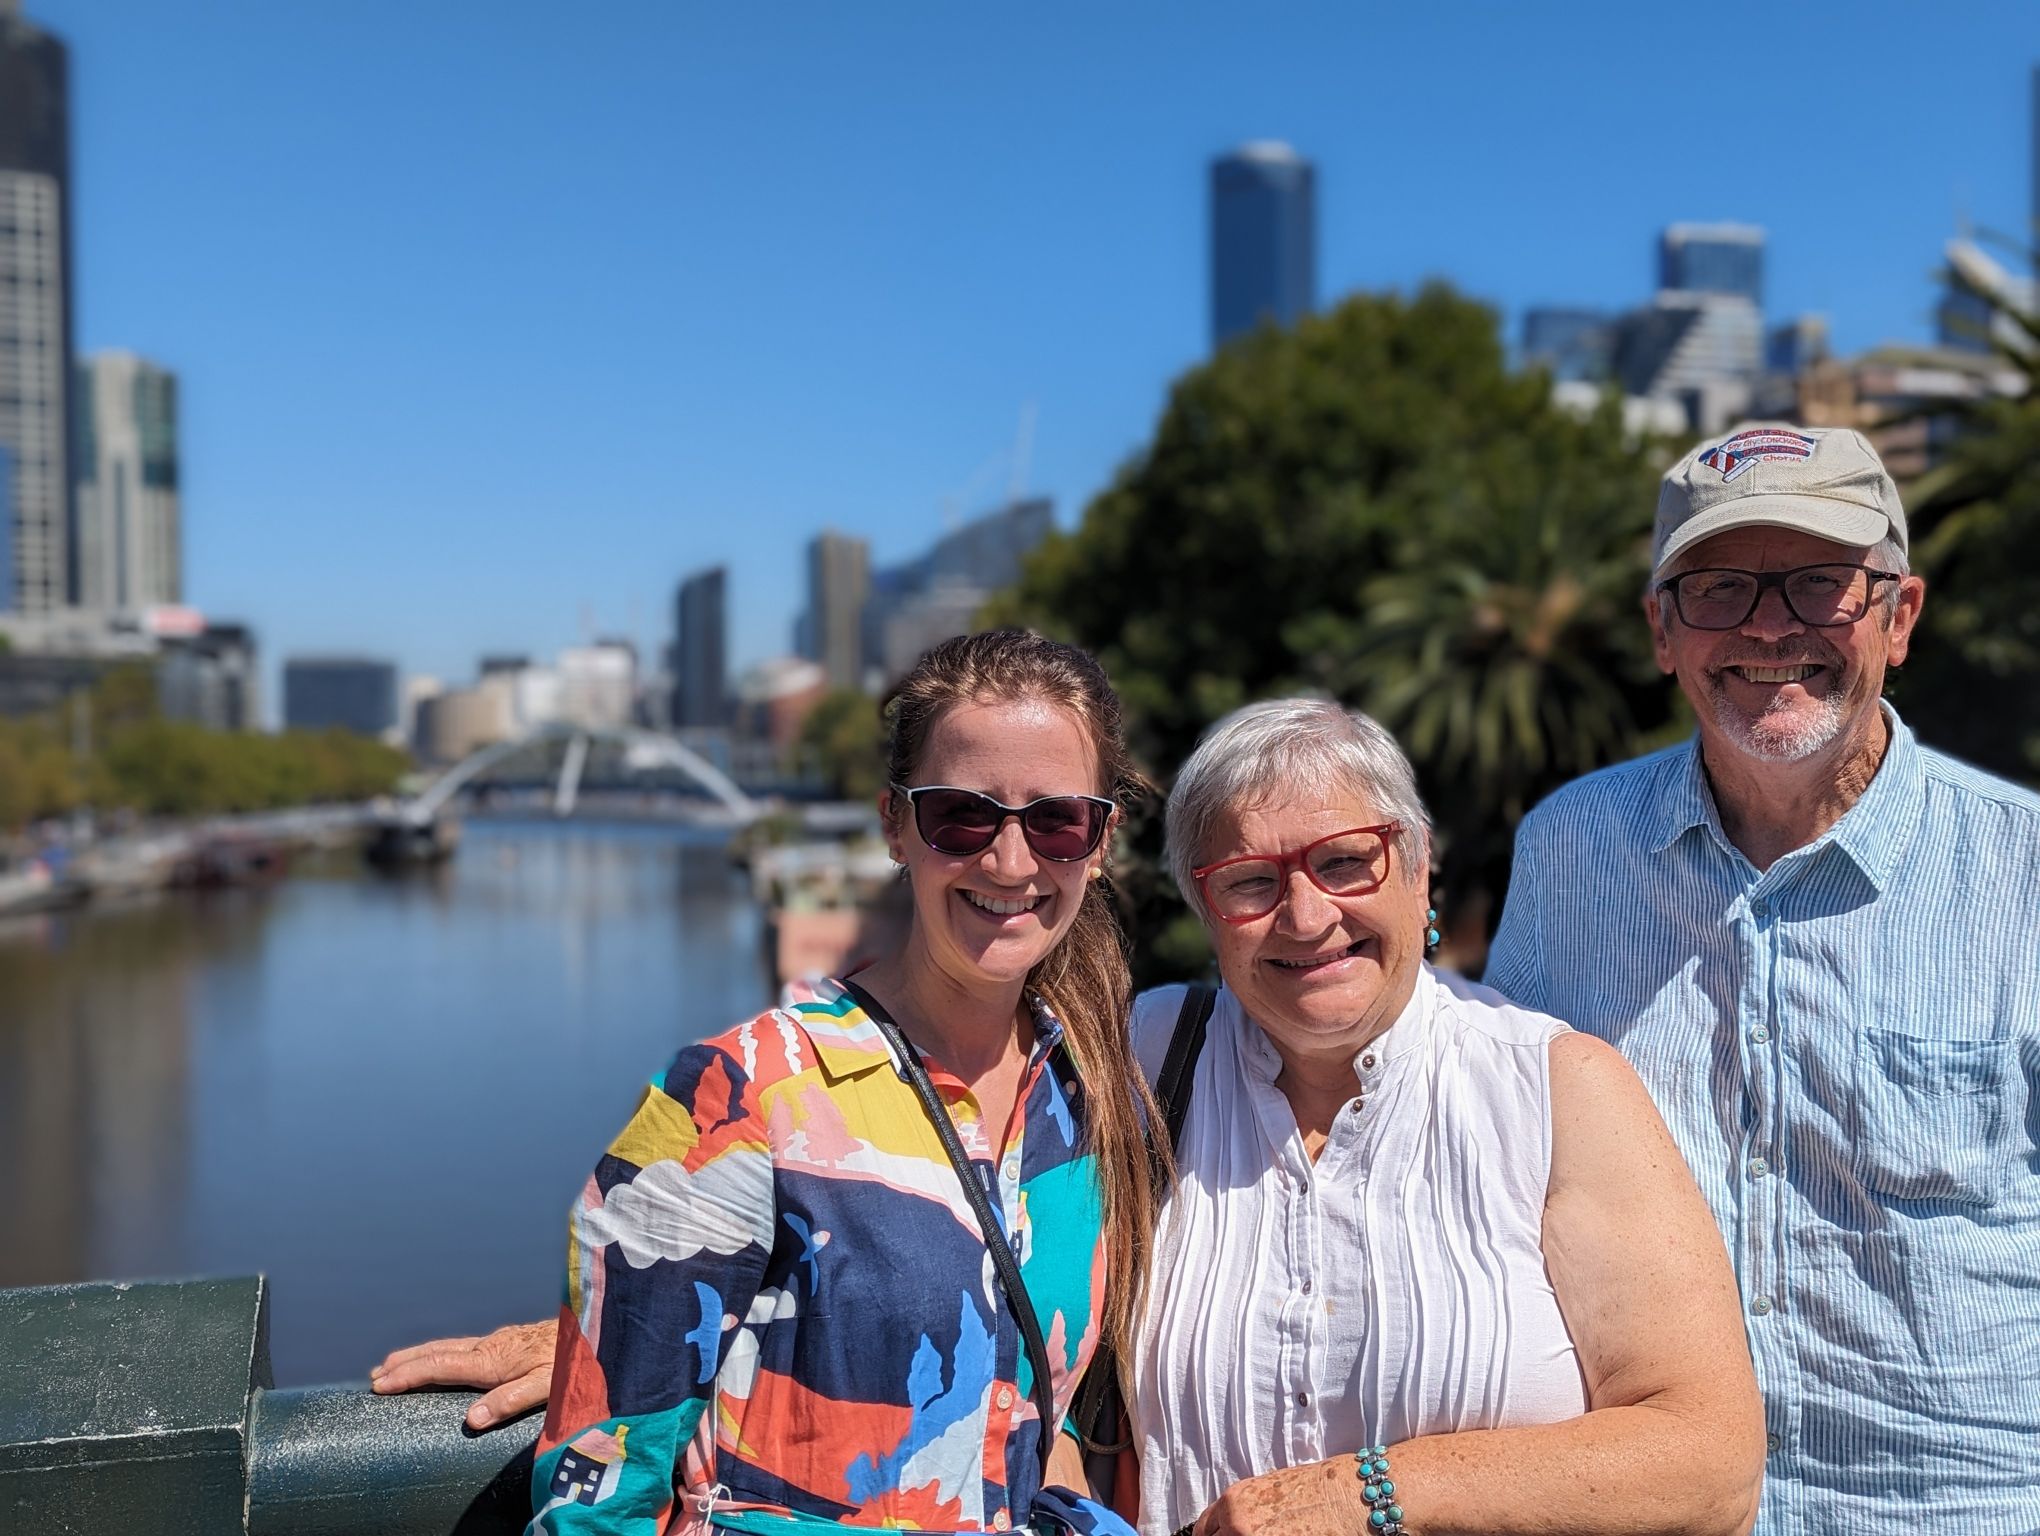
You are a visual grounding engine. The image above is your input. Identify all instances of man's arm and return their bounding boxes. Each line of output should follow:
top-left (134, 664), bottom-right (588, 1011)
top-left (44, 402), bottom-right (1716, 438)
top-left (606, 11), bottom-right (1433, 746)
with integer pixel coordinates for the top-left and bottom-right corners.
top-left (372, 1320), bottom-right (558, 1430)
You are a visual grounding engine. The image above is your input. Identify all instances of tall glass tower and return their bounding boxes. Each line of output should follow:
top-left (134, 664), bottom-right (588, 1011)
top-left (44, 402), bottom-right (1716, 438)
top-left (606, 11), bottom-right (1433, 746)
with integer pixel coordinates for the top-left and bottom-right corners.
top-left (1657, 223), bottom-right (1765, 307)
top-left (1210, 142), bottom-right (1316, 349)
top-left (0, 0), bottom-right (74, 613)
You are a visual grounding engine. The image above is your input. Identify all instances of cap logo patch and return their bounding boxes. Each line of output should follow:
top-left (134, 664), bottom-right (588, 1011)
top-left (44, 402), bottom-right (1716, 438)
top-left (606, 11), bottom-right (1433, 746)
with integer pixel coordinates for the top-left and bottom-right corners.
top-left (1698, 429), bottom-right (1816, 482)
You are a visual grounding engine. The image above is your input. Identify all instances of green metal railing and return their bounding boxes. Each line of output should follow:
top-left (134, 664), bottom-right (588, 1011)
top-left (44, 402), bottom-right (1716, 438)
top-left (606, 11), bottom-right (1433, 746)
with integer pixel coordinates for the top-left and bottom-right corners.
top-left (1, 1277), bottom-right (537, 1534)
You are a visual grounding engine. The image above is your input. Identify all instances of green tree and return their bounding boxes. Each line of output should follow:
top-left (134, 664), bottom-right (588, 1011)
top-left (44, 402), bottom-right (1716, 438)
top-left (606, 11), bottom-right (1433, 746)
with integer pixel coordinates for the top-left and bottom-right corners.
top-left (993, 285), bottom-right (1683, 975)
top-left (1886, 261), bottom-right (2040, 782)
top-left (796, 688), bottom-right (888, 802)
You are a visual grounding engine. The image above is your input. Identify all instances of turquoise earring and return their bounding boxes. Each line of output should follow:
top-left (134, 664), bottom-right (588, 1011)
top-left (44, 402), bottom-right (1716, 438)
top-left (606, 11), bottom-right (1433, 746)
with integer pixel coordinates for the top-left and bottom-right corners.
top-left (1426, 907), bottom-right (1441, 949)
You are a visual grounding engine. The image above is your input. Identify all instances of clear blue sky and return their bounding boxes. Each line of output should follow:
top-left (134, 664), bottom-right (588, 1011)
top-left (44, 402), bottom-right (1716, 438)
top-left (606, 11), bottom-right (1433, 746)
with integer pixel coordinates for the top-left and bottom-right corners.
top-left (34, 0), bottom-right (2039, 699)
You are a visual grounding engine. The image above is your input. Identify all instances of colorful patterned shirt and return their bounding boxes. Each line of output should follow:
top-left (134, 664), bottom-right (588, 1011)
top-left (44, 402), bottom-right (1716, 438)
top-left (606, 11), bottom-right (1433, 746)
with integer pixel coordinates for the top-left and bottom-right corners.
top-left (531, 976), bottom-right (1130, 1536)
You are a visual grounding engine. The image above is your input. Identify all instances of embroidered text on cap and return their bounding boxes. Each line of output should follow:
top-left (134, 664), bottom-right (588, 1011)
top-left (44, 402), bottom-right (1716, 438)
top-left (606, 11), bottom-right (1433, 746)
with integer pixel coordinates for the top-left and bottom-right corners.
top-left (1697, 428), bottom-right (1817, 483)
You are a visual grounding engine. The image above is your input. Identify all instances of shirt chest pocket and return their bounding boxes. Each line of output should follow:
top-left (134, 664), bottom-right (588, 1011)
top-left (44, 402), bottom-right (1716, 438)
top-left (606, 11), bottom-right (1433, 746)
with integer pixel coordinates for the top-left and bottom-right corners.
top-left (1852, 1029), bottom-right (2019, 1208)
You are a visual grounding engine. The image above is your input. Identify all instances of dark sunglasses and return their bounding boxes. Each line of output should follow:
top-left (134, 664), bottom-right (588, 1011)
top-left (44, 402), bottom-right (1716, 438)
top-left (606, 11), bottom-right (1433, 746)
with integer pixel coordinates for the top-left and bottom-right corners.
top-left (889, 782), bottom-right (1114, 862)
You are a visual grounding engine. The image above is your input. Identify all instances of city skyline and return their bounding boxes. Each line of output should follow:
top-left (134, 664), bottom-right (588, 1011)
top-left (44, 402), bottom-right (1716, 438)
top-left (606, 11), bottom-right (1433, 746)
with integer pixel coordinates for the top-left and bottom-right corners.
top-left (19, 0), bottom-right (2040, 701)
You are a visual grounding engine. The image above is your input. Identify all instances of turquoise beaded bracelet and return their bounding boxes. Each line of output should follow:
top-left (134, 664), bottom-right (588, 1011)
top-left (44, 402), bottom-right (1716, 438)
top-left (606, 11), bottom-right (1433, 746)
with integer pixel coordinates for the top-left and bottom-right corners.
top-left (1354, 1444), bottom-right (1407, 1534)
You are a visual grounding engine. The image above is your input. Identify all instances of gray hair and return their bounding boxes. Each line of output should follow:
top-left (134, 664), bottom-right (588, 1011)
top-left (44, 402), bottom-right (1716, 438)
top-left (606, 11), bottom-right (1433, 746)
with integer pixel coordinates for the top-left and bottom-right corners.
top-left (1165, 698), bottom-right (1432, 907)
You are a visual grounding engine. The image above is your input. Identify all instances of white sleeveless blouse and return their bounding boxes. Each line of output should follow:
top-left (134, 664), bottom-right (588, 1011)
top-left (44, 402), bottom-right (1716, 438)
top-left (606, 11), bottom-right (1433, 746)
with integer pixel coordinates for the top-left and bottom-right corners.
top-left (1129, 965), bottom-right (1587, 1535)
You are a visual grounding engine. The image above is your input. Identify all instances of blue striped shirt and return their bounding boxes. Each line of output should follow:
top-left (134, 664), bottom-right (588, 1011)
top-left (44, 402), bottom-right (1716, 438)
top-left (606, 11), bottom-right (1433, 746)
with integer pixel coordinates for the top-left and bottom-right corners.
top-left (1486, 707), bottom-right (2040, 1535)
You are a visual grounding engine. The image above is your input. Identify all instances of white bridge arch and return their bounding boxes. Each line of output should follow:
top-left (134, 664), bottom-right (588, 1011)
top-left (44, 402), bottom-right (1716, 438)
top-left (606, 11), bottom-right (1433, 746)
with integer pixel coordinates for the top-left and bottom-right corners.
top-left (406, 724), bottom-right (761, 823)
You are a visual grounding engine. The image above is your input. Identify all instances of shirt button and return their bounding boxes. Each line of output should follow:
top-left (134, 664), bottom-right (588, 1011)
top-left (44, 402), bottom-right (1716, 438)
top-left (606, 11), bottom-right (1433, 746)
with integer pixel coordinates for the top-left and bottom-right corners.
top-left (1361, 1054), bottom-right (1376, 1070)
top-left (1750, 1025), bottom-right (1771, 1044)
top-left (1766, 1434), bottom-right (1782, 1454)
top-left (1295, 1391), bottom-right (1309, 1406)
top-left (1751, 1296), bottom-right (1773, 1316)
top-left (1301, 1278), bottom-right (1313, 1295)
top-left (1299, 1177), bottom-right (1310, 1194)
top-left (1748, 1157), bottom-right (1770, 1179)
top-left (1750, 898), bottom-right (1769, 919)
top-left (995, 1384), bottom-right (1014, 1410)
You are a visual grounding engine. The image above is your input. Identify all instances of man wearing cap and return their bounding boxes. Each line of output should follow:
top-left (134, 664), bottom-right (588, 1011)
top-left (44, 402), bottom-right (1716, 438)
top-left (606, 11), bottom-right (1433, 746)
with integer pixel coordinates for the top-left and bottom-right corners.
top-left (1486, 423), bottom-right (2040, 1534)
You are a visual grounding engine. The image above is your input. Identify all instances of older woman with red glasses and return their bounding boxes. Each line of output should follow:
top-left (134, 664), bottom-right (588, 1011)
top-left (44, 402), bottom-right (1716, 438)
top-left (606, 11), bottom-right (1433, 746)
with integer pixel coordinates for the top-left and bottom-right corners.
top-left (1132, 698), bottom-right (1761, 1536)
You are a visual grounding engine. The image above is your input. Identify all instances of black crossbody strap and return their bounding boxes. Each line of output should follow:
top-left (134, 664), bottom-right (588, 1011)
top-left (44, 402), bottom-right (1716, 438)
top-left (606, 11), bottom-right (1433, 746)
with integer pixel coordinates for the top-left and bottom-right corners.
top-left (1156, 982), bottom-right (1216, 1151)
top-left (840, 978), bottom-right (1060, 1486)
top-left (1071, 980), bottom-right (1215, 1457)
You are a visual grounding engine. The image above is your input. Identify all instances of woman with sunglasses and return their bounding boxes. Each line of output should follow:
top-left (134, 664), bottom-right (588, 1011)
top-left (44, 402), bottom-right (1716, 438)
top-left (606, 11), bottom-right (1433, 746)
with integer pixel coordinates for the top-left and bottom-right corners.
top-left (1133, 699), bottom-right (1762, 1536)
top-left (519, 629), bottom-right (1159, 1536)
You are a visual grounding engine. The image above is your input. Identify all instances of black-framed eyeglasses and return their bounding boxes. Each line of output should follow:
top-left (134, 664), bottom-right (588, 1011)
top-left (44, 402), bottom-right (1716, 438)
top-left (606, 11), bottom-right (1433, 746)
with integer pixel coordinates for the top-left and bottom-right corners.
top-left (888, 782), bottom-right (1114, 862)
top-left (1655, 564), bottom-right (1901, 631)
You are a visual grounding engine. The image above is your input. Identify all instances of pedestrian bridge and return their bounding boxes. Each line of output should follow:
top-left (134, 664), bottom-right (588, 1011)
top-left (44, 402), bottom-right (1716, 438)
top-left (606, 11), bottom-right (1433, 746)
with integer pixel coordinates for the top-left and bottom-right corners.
top-left (404, 724), bottom-right (762, 825)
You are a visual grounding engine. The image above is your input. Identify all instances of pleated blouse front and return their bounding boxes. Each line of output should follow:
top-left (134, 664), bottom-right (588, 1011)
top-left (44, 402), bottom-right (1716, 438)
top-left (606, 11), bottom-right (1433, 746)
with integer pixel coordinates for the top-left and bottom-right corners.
top-left (1128, 966), bottom-right (1588, 1536)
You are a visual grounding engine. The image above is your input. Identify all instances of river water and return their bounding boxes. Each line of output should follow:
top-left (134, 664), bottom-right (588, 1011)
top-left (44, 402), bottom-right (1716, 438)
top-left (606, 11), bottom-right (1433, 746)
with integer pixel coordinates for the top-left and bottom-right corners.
top-left (0, 818), bottom-right (773, 1385)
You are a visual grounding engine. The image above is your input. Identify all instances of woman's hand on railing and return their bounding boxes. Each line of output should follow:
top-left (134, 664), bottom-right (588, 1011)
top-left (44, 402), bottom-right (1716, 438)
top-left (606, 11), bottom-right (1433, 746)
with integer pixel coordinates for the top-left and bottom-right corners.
top-left (369, 1318), bottom-right (559, 1430)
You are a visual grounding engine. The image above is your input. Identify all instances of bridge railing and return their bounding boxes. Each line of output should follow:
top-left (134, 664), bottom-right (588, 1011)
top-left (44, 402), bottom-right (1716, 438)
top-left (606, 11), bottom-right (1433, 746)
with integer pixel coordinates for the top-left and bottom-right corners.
top-left (1, 1277), bottom-right (536, 1535)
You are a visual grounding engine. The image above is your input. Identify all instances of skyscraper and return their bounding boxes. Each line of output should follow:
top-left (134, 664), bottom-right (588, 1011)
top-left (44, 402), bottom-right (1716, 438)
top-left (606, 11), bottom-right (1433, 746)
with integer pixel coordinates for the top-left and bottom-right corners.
top-left (671, 565), bottom-right (728, 729)
top-left (76, 352), bottom-right (181, 613)
top-left (0, 1), bottom-right (75, 613)
top-left (1657, 223), bottom-right (1765, 307)
top-left (803, 530), bottom-right (870, 692)
top-left (1210, 142), bottom-right (1316, 348)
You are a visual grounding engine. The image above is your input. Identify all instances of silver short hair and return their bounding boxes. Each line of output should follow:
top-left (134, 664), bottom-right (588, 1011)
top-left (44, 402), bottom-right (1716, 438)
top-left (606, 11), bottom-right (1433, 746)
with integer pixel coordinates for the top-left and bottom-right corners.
top-left (1165, 698), bottom-right (1432, 907)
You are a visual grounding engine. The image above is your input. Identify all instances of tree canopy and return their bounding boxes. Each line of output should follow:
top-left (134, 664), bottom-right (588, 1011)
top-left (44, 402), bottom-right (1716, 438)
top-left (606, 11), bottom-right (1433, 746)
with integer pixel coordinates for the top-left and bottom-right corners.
top-left (1887, 266), bottom-right (2040, 781)
top-left (0, 664), bottom-right (410, 830)
top-left (992, 285), bottom-right (1685, 975)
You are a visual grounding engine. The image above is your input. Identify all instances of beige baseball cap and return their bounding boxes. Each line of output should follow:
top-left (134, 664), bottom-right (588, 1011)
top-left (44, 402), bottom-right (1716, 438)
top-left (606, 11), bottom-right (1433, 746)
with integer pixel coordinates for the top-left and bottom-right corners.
top-left (1653, 422), bottom-right (1907, 577)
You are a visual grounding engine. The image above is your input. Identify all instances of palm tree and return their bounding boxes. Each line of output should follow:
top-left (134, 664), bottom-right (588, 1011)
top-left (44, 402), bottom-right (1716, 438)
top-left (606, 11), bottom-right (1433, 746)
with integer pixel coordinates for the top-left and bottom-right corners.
top-left (1291, 394), bottom-right (1685, 950)
top-left (1886, 249), bottom-right (2040, 782)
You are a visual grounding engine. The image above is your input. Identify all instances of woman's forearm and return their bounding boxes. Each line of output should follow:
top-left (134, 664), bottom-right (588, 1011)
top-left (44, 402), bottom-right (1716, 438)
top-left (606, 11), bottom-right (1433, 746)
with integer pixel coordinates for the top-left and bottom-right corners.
top-left (1376, 1393), bottom-right (1762, 1536)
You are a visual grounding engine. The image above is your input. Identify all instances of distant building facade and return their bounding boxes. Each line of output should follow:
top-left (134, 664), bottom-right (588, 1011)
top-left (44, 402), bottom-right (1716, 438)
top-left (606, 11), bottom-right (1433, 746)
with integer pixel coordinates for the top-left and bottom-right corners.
top-left (0, 3), bottom-right (75, 613)
top-left (1521, 307), bottom-right (1614, 383)
top-left (158, 622), bottom-right (258, 732)
top-left (76, 352), bottom-right (180, 614)
top-left (736, 656), bottom-right (828, 753)
top-left (671, 565), bottom-right (727, 728)
top-left (558, 639), bottom-right (636, 730)
top-left (869, 496), bottom-right (1053, 683)
top-left (1210, 141), bottom-right (1316, 348)
top-left (415, 685), bottom-right (514, 764)
top-left (1658, 222), bottom-right (1764, 306)
top-left (802, 530), bottom-right (870, 692)
top-left (283, 656), bottom-right (397, 737)
top-left (1937, 237), bottom-right (2036, 356)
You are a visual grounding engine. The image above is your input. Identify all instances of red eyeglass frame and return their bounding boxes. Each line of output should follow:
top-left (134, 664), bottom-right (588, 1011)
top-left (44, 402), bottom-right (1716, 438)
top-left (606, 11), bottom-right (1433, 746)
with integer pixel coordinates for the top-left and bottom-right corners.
top-left (1190, 823), bottom-right (1402, 925)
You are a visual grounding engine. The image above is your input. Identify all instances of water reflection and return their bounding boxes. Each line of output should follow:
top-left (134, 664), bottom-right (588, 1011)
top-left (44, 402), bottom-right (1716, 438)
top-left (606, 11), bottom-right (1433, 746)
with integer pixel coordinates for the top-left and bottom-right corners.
top-left (0, 819), bottom-right (772, 1384)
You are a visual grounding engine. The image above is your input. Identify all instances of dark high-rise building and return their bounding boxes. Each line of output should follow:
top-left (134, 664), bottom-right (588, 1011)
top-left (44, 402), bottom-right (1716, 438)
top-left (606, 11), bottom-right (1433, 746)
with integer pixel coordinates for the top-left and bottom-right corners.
top-left (1657, 223), bottom-right (1764, 307)
top-left (1210, 142), bottom-right (1316, 348)
top-left (283, 656), bottom-right (398, 737)
top-left (671, 565), bottom-right (728, 729)
top-left (0, 1), bottom-right (76, 613)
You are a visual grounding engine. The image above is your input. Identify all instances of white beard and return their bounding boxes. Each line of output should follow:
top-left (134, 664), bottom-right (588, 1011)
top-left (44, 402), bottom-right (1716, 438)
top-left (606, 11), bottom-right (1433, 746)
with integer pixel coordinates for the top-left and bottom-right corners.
top-left (1710, 683), bottom-right (1850, 763)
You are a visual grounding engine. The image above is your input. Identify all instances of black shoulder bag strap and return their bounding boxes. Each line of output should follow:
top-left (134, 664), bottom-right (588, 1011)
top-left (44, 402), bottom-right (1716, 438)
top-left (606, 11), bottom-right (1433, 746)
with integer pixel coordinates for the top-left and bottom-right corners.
top-left (1071, 981), bottom-right (1216, 1459)
top-left (840, 977), bottom-right (1060, 1487)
